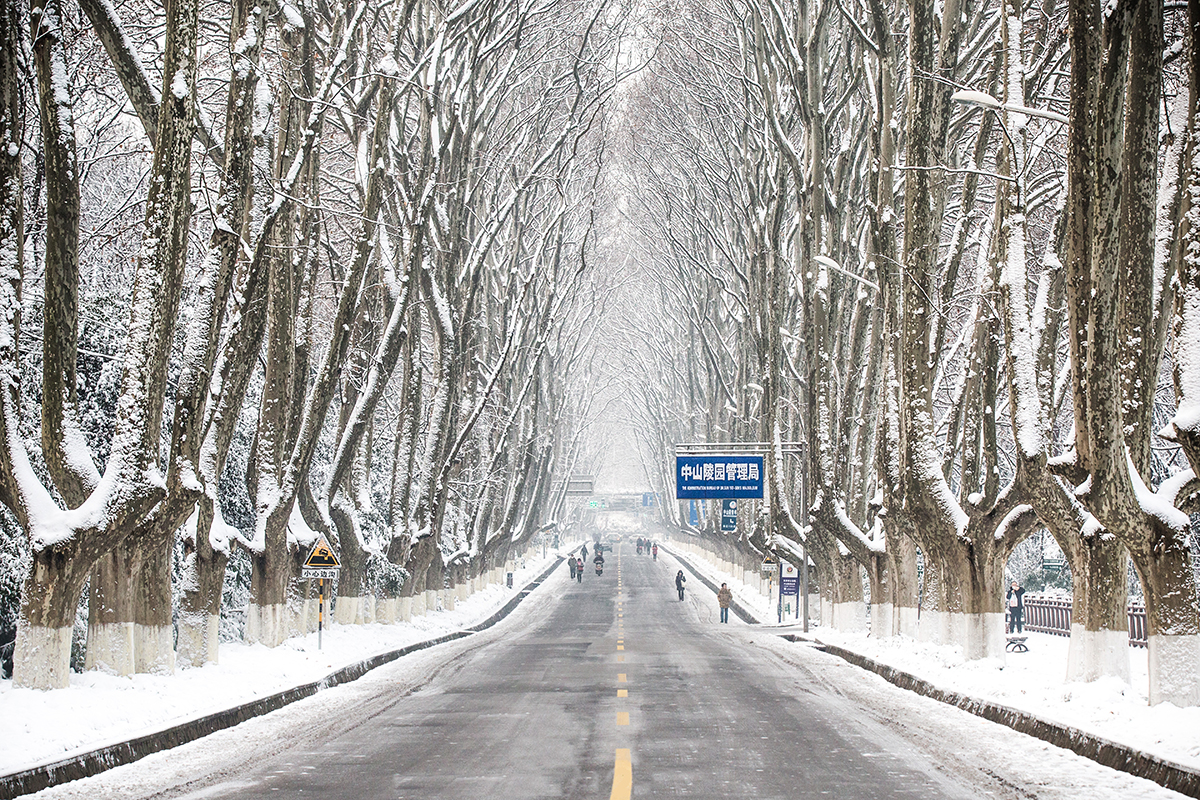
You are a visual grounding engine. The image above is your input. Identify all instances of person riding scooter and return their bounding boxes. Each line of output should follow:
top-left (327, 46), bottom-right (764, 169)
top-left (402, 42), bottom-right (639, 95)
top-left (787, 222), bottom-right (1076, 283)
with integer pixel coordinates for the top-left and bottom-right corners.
top-left (594, 551), bottom-right (605, 576)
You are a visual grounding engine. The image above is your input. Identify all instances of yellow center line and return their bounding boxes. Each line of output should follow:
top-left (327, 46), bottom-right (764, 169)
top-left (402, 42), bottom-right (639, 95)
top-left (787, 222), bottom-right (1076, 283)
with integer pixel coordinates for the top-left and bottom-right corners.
top-left (610, 749), bottom-right (632, 800)
top-left (618, 673), bottom-right (627, 682)
top-left (617, 645), bottom-right (624, 650)
top-left (617, 711), bottom-right (630, 725)
top-left (618, 655), bottom-right (625, 662)
top-left (618, 689), bottom-right (628, 697)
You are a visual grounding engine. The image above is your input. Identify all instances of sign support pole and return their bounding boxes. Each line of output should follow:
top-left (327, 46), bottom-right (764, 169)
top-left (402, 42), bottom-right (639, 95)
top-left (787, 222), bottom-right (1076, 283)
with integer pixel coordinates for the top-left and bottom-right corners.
top-left (318, 578), bottom-right (324, 651)
top-left (801, 546), bottom-right (809, 630)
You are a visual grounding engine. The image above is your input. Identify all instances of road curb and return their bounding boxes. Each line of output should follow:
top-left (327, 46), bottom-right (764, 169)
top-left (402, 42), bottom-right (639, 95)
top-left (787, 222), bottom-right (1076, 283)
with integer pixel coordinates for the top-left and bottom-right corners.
top-left (665, 542), bottom-right (1200, 797)
top-left (785, 636), bottom-right (1200, 798)
top-left (0, 557), bottom-right (565, 800)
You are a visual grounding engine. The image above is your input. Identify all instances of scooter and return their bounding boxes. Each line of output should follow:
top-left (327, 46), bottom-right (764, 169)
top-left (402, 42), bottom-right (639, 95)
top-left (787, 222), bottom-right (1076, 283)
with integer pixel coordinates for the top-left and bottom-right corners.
top-left (595, 563), bottom-right (604, 576)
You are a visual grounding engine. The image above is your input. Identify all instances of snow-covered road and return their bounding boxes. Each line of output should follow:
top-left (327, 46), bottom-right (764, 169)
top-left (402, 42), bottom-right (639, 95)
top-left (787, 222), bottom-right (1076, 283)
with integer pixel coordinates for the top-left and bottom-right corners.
top-left (19, 540), bottom-right (1187, 799)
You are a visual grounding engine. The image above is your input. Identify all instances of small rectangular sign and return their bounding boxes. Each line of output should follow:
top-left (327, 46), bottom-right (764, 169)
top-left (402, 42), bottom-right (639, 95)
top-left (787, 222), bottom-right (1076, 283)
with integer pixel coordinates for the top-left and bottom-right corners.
top-left (675, 455), bottom-right (764, 499)
top-left (302, 567), bottom-right (340, 580)
top-left (780, 560), bottom-right (799, 595)
top-left (721, 499), bottom-right (738, 531)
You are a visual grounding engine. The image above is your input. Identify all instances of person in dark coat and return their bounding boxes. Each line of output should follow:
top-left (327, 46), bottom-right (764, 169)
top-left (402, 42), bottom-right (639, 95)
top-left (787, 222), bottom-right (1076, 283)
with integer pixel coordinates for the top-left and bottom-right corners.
top-left (569, 557), bottom-right (577, 580)
top-left (1007, 581), bottom-right (1026, 633)
top-left (675, 570), bottom-right (686, 601)
top-left (581, 543), bottom-right (588, 561)
top-left (576, 557), bottom-right (584, 583)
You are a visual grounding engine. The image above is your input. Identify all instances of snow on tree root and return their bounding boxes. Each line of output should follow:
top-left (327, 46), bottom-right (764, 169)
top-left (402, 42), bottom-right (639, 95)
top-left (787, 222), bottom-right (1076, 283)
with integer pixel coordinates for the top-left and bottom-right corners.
top-left (175, 612), bottom-right (219, 669)
top-left (85, 622), bottom-right (136, 675)
top-left (1066, 625), bottom-right (1130, 684)
top-left (244, 603), bottom-right (289, 647)
top-left (1148, 633), bottom-right (1200, 706)
top-left (11, 624), bottom-right (72, 690)
top-left (134, 624), bottom-right (175, 675)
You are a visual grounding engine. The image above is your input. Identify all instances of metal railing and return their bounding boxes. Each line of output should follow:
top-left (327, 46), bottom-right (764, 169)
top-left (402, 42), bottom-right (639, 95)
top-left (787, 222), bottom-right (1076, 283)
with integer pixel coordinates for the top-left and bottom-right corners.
top-left (1020, 595), bottom-right (1147, 648)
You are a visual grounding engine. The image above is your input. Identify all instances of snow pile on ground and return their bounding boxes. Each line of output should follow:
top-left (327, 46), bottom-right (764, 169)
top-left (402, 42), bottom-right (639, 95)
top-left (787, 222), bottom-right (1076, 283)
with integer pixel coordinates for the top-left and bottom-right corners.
top-left (662, 540), bottom-right (1200, 773)
top-left (0, 545), bottom-right (574, 776)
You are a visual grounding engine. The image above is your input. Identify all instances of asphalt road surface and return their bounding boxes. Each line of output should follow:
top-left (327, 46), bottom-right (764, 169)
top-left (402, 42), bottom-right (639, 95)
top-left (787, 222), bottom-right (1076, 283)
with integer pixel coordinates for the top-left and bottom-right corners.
top-left (36, 541), bottom-right (1186, 800)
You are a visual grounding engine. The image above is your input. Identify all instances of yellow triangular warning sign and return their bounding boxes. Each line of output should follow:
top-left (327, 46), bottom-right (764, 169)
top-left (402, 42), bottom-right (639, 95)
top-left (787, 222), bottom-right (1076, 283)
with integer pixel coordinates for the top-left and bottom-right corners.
top-left (304, 536), bottom-right (341, 568)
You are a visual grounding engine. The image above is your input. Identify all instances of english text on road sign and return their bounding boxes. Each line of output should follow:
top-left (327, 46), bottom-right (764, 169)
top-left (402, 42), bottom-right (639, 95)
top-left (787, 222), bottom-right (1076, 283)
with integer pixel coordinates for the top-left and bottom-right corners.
top-left (675, 455), bottom-right (764, 499)
top-left (304, 535), bottom-right (341, 569)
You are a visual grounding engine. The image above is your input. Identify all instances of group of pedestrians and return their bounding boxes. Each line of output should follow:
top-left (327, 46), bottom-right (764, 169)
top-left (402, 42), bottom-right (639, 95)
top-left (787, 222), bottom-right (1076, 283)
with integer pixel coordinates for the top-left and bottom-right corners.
top-left (635, 537), bottom-right (658, 559)
top-left (566, 543), bottom-right (605, 582)
top-left (565, 538), bottom-right (736, 625)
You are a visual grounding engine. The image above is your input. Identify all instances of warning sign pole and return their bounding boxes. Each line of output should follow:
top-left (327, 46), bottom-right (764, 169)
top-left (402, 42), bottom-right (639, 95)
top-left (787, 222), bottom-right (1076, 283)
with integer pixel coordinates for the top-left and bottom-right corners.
top-left (301, 535), bottom-right (340, 651)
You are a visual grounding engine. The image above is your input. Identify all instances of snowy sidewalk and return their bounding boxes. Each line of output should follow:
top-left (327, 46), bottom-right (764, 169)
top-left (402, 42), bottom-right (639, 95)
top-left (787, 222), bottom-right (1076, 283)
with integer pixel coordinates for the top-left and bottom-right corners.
top-left (662, 540), bottom-right (1200, 795)
top-left (0, 546), bottom-right (574, 788)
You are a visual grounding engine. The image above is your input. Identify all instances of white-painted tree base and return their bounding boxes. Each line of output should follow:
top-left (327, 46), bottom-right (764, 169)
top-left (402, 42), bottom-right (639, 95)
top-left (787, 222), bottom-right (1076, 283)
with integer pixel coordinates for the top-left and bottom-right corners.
top-left (959, 612), bottom-right (1006, 661)
top-left (1065, 625), bottom-right (1130, 683)
top-left (424, 589), bottom-right (438, 614)
top-left (135, 625), bottom-right (176, 674)
top-left (832, 601), bottom-right (866, 631)
top-left (871, 602), bottom-right (895, 638)
top-left (245, 603), bottom-right (290, 647)
top-left (85, 622), bottom-right (136, 675)
top-left (335, 596), bottom-right (374, 625)
top-left (895, 606), bottom-right (920, 638)
top-left (377, 598), bottom-right (397, 624)
top-left (1148, 632), bottom-right (1200, 706)
top-left (398, 596), bottom-right (412, 621)
top-left (176, 613), bottom-right (219, 668)
top-left (12, 624), bottom-right (73, 690)
top-left (412, 594), bottom-right (426, 617)
top-left (918, 609), bottom-right (944, 643)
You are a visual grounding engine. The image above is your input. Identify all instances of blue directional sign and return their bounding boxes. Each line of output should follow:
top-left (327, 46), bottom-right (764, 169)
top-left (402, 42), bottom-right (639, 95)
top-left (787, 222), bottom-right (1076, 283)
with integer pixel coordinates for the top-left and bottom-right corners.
top-left (721, 499), bottom-right (738, 531)
top-left (675, 455), bottom-right (764, 499)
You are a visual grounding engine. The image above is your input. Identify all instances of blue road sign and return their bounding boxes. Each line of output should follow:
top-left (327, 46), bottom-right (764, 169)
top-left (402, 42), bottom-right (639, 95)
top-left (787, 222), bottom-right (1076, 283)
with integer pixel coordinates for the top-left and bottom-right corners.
top-left (780, 560), bottom-right (799, 595)
top-left (676, 455), bottom-right (764, 499)
top-left (721, 499), bottom-right (738, 531)
top-left (688, 500), bottom-right (700, 526)
top-left (642, 492), bottom-right (658, 507)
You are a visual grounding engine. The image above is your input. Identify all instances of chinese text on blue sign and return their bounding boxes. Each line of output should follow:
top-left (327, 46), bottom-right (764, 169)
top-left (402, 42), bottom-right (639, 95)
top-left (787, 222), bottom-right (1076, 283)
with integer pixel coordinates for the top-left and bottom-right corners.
top-left (675, 456), bottom-right (764, 499)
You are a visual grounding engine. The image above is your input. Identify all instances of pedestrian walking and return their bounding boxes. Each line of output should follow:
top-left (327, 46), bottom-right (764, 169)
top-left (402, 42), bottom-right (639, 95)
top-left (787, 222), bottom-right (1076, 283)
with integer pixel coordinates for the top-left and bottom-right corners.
top-left (675, 570), bottom-right (686, 601)
top-left (717, 583), bottom-right (732, 623)
top-left (576, 557), bottom-right (584, 583)
top-left (651, 543), bottom-right (657, 560)
top-left (1006, 581), bottom-right (1026, 633)
top-left (581, 543), bottom-right (588, 561)
top-left (569, 557), bottom-right (577, 580)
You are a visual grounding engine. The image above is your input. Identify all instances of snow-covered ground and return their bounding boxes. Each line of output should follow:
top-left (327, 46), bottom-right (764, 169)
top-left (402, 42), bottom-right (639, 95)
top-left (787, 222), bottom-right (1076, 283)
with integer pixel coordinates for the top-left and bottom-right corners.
top-left (662, 539), bottom-right (1200, 775)
top-left (0, 545), bottom-right (575, 777)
